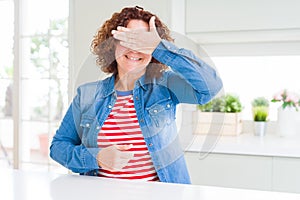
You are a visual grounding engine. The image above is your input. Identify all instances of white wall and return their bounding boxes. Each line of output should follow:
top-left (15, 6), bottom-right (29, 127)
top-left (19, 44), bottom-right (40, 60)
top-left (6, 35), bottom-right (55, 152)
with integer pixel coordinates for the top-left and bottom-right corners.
top-left (186, 0), bottom-right (300, 32)
top-left (185, 0), bottom-right (300, 56)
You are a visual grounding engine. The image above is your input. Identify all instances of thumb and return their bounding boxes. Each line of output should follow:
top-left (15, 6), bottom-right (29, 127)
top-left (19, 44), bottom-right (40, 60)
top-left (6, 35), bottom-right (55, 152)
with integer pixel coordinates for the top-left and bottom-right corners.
top-left (115, 144), bottom-right (133, 151)
top-left (149, 16), bottom-right (156, 32)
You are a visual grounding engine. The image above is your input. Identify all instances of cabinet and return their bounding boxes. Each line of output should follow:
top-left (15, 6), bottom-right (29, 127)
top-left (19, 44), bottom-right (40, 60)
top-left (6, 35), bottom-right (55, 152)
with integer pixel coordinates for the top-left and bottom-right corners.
top-left (185, 152), bottom-right (300, 193)
top-left (273, 157), bottom-right (300, 193)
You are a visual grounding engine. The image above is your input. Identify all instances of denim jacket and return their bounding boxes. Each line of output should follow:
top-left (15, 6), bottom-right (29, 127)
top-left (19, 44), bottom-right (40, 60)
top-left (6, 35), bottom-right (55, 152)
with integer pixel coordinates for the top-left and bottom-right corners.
top-left (50, 40), bottom-right (223, 184)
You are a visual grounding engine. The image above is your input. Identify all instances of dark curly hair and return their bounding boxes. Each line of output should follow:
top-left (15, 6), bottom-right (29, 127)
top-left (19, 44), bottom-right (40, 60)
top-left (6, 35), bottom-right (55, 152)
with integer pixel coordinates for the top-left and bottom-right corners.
top-left (90, 6), bottom-right (173, 79)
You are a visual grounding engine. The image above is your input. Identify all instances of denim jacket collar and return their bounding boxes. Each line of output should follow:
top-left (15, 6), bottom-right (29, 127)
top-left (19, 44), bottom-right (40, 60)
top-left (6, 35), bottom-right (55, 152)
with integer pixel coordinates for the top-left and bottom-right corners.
top-left (96, 74), bottom-right (115, 99)
top-left (95, 70), bottom-right (167, 99)
top-left (95, 73), bottom-right (151, 98)
top-left (136, 74), bottom-right (148, 90)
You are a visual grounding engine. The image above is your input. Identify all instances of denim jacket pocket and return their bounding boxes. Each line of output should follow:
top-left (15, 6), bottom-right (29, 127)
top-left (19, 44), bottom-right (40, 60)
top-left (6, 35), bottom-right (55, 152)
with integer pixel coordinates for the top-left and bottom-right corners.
top-left (79, 115), bottom-right (96, 145)
top-left (147, 98), bottom-right (174, 128)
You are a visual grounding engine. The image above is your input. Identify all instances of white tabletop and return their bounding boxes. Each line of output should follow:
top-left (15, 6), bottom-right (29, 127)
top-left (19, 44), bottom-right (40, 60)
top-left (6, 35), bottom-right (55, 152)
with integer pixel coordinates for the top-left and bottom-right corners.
top-left (1, 169), bottom-right (300, 200)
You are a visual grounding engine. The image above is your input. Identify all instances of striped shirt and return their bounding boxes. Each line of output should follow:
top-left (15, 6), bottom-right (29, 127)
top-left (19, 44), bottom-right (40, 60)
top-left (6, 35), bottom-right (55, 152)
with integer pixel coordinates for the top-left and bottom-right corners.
top-left (97, 90), bottom-right (159, 181)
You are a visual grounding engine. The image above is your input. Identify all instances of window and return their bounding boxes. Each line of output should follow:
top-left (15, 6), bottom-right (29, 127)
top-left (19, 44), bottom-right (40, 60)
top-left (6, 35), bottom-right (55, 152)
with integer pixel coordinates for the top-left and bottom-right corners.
top-left (0, 0), bottom-right (14, 168)
top-left (213, 56), bottom-right (300, 121)
top-left (0, 0), bottom-right (69, 172)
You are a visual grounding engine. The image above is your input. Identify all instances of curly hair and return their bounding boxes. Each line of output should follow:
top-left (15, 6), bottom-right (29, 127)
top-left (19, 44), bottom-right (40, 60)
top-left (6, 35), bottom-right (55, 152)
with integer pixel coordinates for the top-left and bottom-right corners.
top-left (90, 6), bottom-right (173, 79)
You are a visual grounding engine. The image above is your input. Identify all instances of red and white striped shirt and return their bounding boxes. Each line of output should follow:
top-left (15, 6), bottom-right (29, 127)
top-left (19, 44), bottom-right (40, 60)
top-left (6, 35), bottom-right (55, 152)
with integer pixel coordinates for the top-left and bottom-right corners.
top-left (97, 91), bottom-right (159, 181)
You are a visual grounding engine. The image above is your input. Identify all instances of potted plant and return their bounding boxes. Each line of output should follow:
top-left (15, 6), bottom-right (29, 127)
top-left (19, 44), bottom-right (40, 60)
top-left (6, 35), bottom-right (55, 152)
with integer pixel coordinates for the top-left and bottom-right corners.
top-left (271, 89), bottom-right (300, 136)
top-left (251, 97), bottom-right (269, 136)
top-left (195, 93), bottom-right (243, 136)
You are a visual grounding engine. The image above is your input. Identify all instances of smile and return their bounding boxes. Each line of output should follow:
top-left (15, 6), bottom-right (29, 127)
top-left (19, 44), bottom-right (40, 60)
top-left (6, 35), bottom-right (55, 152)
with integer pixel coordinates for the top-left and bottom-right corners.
top-left (125, 55), bottom-right (142, 61)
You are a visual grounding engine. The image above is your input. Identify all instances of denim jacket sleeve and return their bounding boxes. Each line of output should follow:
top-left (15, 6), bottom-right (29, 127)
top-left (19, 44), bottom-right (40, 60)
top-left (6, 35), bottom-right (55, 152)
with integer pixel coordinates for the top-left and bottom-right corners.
top-left (50, 87), bottom-right (100, 173)
top-left (152, 39), bottom-right (223, 105)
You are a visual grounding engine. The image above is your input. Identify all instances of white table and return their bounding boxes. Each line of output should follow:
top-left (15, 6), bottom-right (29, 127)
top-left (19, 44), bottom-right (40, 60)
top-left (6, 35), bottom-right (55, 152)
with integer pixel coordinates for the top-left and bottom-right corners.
top-left (1, 169), bottom-right (300, 200)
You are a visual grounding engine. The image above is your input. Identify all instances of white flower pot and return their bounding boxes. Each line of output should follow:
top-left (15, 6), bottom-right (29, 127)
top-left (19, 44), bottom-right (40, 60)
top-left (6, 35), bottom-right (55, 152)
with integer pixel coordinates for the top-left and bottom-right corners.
top-left (254, 122), bottom-right (267, 137)
top-left (277, 107), bottom-right (300, 137)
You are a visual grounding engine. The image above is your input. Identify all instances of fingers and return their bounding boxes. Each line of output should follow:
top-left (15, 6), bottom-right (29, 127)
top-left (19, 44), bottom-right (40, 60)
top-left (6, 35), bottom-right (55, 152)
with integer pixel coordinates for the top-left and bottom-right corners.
top-left (108, 148), bottom-right (134, 171)
top-left (111, 18), bottom-right (160, 54)
top-left (115, 144), bottom-right (134, 160)
top-left (119, 151), bottom-right (134, 160)
top-left (112, 29), bottom-right (137, 50)
top-left (112, 30), bottom-right (134, 43)
top-left (97, 144), bottom-right (134, 171)
top-left (117, 26), bottom-right (130, 32)
top-left (112, 26), bottom-right (135, 39)
top-left (115, 144), bottom-right (133, 151)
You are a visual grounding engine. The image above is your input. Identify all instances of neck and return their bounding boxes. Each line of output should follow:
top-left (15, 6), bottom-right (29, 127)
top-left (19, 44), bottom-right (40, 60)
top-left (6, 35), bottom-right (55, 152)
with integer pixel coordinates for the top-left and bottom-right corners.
top-left (115, 72), bottom-right (142, 91)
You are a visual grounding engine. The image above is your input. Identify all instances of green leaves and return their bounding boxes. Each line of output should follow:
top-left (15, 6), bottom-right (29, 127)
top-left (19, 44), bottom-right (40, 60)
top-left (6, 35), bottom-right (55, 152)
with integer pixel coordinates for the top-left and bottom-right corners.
top-left (271, 89), bottom-right (300, 111)
top-left (252, 97), bottom-right (269, 121)
top-left (198, 94), bottom-right (243, 113)
top-left (252, 97), bottom-right (269, 107)
top-left (252, 106), bottom-right (269, 121)
top-left (221, 94), bottom-right (243, 113)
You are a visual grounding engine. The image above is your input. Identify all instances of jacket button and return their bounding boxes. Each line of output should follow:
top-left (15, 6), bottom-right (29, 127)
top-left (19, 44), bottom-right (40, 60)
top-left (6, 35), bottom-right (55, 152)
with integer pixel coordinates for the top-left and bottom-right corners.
top-left (166, 104), bottom-right (170, 108)
top-left (135, 96), bottom-right (139, 100)
top-left (148, 143), bottom-right (153, 147)
top-left (140, 119), bottom-right (144, 123)
top-left (86, 123), bottom-right (90, 127)
top-left (153, 109), bottom-right (158, 113)
top-left (108, 105), bottom-right (112, 108)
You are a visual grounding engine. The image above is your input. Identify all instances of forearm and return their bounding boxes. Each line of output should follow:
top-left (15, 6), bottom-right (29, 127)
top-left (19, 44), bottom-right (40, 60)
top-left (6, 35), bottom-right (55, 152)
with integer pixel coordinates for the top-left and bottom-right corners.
top-left (50, 139), bottom-right (99, 173)
top-left (152, 40), bottom-right (223, 104)
top-left (50, 104), bottom-right (100, 173)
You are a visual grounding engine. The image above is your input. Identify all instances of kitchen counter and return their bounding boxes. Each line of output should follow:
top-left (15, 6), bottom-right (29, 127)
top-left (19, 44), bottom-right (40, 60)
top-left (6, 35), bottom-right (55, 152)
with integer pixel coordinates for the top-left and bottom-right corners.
top-left (186, 132), bottom-right (300, 158)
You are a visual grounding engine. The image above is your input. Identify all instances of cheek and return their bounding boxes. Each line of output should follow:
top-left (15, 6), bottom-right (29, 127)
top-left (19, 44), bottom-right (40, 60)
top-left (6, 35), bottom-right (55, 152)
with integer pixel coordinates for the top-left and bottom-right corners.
top-left (143, 55), bottom-right (152, 64)
top-left (115, 45), bottom-right (127, 59)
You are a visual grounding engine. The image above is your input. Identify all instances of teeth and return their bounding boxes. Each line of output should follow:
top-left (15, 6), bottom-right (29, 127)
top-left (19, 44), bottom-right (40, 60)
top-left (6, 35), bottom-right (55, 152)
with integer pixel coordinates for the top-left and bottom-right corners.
top-left (126, 55), bottom-right (140, 61)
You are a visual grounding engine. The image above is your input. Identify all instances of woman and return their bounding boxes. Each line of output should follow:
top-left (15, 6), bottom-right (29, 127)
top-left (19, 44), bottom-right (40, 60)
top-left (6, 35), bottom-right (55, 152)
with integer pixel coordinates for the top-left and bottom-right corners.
top-left (50, 6), bottom-right (223, 184)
